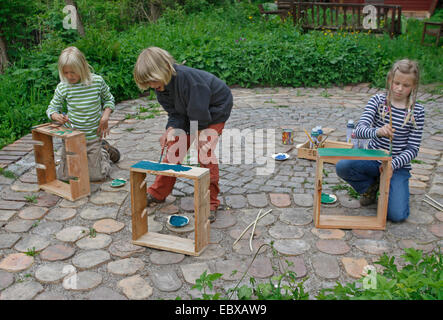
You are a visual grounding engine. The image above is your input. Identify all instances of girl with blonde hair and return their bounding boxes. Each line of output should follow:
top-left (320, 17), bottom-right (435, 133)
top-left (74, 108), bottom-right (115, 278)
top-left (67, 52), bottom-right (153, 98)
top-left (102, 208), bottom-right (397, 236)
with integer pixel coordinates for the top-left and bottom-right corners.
top-left (134, 47), bottom-right (233, 223)
top-left (336, 59), bottom-right (425, 222)
top-left (46, 46), bottom-right (120, 181)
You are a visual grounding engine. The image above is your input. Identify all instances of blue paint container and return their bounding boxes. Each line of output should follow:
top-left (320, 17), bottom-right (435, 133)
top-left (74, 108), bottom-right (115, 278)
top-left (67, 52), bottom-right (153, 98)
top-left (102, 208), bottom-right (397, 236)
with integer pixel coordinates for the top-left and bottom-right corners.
top-left (167, 215), bottom-right (190, 228)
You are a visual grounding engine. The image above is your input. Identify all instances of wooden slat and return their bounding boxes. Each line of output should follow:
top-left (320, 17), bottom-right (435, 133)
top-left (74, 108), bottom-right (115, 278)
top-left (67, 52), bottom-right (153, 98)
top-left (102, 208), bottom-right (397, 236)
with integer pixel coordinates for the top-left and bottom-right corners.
top-left (133, 232), bottom-right (201, 256)
top-left (64, 133), bottom-right (90, 200)
top-left (313, 159), bottom-right (324, 227)
top-left (194, 174), bottom-right (210, 253)
top-left (40, 180), bottom-right (75, 201)
top-left (317, 215), bottom-right (384, 230)
top-left (32, 130), bottom-right (56, 185)
top-left (131, 171), bottom-right (147, 240)
top-left (130, 161), bottom-right (209, 180)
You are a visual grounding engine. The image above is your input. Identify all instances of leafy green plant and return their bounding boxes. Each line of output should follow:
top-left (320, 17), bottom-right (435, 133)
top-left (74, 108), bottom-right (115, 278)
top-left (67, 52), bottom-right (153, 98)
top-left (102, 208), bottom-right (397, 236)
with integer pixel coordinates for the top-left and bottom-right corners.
top-left (332, 183), bottom-right (360, 199)
top-left (24, 194), bottom-right (38, 203)
top-left (89, 227), bottom-right (97, 238)
top-left (192, 271), bottom-right (223, 300)
top-left (25, 247), bottom-right (38, 257)
top-left (0, 168), bottom-right (17, 179)
top-left (317, 248), bottom-right (443, 300)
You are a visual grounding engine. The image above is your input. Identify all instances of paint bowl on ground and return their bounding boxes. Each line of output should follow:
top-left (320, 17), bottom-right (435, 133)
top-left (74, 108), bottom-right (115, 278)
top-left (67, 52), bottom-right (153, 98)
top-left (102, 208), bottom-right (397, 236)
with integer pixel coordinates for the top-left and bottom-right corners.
top-left (167, 215), bottom-right (190, 228)
top-left (272, 153), bottom-right (290, 161)
top-left (110, 178), bottom-right (127, 188)
top-left (321, 193), bottom-right (337, 204)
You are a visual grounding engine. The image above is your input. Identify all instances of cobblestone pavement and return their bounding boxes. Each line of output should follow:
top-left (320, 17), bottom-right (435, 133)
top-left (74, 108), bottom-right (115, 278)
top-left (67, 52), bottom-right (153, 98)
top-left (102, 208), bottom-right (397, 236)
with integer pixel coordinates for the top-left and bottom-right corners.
top-left (0, 84), bottom-right (442, 300)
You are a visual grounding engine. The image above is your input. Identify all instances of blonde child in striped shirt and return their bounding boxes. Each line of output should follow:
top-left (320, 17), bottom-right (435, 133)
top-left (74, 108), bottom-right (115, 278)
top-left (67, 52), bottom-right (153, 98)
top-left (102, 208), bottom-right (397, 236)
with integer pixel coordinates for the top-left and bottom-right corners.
top-left (47, 46), bottom-right (120, 182)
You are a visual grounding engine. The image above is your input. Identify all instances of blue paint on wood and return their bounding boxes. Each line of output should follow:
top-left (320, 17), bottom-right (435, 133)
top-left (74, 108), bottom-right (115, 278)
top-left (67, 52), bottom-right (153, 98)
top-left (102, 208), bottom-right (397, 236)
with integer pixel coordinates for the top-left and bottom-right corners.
top-left (131, 160), bottom-right (192, 172)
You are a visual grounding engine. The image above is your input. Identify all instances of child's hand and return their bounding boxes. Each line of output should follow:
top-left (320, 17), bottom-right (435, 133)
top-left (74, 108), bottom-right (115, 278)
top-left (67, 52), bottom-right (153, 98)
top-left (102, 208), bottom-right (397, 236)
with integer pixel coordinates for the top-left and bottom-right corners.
top-left (376, 124), bottom-right (395, 139)
top-left (51, 113), bottom-right (69, 125)
top-left (97, 115), bottom-right (110, 139)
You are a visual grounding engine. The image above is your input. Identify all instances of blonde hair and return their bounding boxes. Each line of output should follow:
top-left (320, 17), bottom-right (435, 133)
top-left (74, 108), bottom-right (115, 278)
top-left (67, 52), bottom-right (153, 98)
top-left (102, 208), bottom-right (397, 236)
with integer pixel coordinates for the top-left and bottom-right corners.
top-left (133, 47), bottom-right (176, 90)
top-left (381, 59), bottom-right (420, 127)
top-left (58, 46), bottom-right (93, 85)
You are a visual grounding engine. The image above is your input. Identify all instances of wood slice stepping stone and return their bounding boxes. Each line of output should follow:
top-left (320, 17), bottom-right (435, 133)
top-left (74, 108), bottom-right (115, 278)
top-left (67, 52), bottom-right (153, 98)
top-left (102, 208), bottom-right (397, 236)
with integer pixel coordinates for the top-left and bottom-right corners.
top-left (341, 257), bottom-right (368, 279)
top-left (40, 244), bottom-right (76, 261)
top-left (0, 200), bottom-right (26, 211)
top-left (76, 234), bottom-right (112, 250)
top-left (72, 250), bottom-right (111, 270)
top-left (180, 262), bottom-right (210, 285)
top-left (117, 275), bottom-right (153, 300)
top-left (11, 181), bottom-right (39, 193)
top-left (229, 227), bottom-right (261, 240)
top-left (4, 219), bottom-right (35, 233)
top-left (188, 229), bottom-right (223, 243)
top-left (339, 194), bottom-right (361, 209)
top-left (90, 191), bottom-right (128, 206)
top-left (0, 209), bottom-right (16, 222)
top-left (107, 258), bottom-right (145, 276)
top-left (86, 287), bottom-right (127, 300)
top-left (429, 223), bottom-right (443, 238)
top-left (311, 228), bottom-right (346, 239)
top-left (293, 194), bottom-right (313, 207)
top-left (351, 229), bottom-right (384, 240)
top-left (18, 206), bottom-right (48, 220)
top-left (279, 208), bottom-right (312, 226)
top-left (93, 219), bottom-right (125, 234)
top-left (240, 208), bottom-right (276, 227)
top-left (109, 240), bottom-right (145, 258)
top-left (233, 239), bottom-right (268, 256)
top-left (273, 239), bottom-right (310, 256)
top-left (150, 270), bottom-right (183, 292)
top-left (269, 223), bottom-right (304, 239)
top-left (34, 292), bottom-right (67, 300)
top-left (407, 208), bottom-right (434, 224)
top-left (248, 257), bottom-right (273, 278)
top-left (80, 207), bottom-right (118, 220)
top-left (354, 239), bottom-right (391, 255)
top-left (31, 221), bottom-right (63, 237)
top-left (14, 235), bottom-right (50, 253)
top-left (270, 193), bottom-right (291, 207)
top-left (0, 234), bottom-right (21, 249)
top-left (179, 197), bottom-right (194, 211)
top-left (35, 193), bottom-right (60, 207)
top-left (316, 240), bottom-right (351, 255)
top-left (435, 212), bottom-right (443, 222)
top-left (0, 281), bottom-right (43, 300)
top-left (35, 263), bottom-right (72, 284)
top-left (63, 271), bottom-right (102, 291)
top-left (160, 204), bottom-right (179, 215)
top-left (215, 260), bottom-right (247, 281)
top-left (211, 211), bottom-right (237, 229)
top-left (59, 198), bottom-right (88, 208)
top-left (312, 254), bottom-right (340, 279)
top-left (0, 270), bottom-right (14, 290)
top-left (56, 226), bottom-right (89, 242)
top-left (0, 253), bottom-right (34, 272)
top-left (398, 240), bottom-right (434, 253)
top-left (19, 171), bottom-right (38, 184)
top-left (278, 256), bottom-right (307, 279)
top-left (46, 208), bottom-right (77, 221)
top-left (225, 195), bottom-right (247, 209)
top-left (246, 193), bottom-right (268, 208)
top-left (194, 244), bottom-right (225, 260)
top-left (150, 251), bottom-right (185, 265)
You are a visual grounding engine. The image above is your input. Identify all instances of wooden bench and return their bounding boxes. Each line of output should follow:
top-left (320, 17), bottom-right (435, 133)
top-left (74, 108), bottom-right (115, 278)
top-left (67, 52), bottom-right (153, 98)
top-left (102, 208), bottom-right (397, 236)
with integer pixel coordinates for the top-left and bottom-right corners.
top-left (421, 21), bottom-right (443, 46)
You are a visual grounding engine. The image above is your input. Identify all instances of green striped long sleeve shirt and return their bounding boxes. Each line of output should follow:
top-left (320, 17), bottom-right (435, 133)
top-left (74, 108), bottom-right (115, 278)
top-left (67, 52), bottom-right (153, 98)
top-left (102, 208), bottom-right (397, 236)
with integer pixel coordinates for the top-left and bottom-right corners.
top-left (46, 74), bottom-right (115, 140)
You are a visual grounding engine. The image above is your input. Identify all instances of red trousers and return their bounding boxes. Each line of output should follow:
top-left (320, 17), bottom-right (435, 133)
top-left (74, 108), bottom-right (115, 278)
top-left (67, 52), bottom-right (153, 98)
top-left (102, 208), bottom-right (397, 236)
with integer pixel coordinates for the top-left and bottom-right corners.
top-left (147, 122), bottom-right (225, 211)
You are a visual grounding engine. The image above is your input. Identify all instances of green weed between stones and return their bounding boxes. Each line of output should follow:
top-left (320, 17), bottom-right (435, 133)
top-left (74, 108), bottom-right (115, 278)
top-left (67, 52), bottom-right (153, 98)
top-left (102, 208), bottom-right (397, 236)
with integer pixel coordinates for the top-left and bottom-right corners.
top-left (25, 247), bottom-right (39, 257)
top-left (332, 183), bottom-right (360, 199)
top-left (183, 247), bottom-right (442, 300)
top-left (0, 168), bottom-right (17, 179)
top-left (24, 194), bottom-right (38, 203)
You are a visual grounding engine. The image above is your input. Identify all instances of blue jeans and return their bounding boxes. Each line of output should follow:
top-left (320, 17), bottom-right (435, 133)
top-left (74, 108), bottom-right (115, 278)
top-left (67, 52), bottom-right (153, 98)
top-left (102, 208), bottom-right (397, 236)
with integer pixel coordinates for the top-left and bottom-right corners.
top-left (335, 160), bottom-right (411, 222)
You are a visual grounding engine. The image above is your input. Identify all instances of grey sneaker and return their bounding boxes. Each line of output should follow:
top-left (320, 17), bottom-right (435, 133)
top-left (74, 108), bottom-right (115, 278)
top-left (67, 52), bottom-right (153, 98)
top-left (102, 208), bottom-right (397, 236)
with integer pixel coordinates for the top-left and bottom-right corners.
top-left (147, 193), bottom-right (165, 205)
top-left (359, 178), bottom-right (380, 206)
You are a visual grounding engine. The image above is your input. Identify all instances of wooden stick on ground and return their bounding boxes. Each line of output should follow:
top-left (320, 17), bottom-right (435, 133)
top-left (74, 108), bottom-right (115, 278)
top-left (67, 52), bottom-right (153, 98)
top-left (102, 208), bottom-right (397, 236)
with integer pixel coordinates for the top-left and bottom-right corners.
top-left (249, 209), bottom-right (262, 252)
top-left (425, 195), bottom-right (443, 209)
top-left (232, 209), bottom-right (273, 247)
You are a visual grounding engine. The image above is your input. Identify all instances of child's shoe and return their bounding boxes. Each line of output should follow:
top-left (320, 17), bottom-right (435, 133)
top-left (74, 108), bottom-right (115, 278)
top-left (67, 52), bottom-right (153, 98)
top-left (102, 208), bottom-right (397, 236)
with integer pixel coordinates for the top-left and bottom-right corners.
top-left (359, 178), bottom-right (380, 206)
top-left (102, 139), bottom-right (120, 163)
top-left (147, 192), bottom-right (165, 205)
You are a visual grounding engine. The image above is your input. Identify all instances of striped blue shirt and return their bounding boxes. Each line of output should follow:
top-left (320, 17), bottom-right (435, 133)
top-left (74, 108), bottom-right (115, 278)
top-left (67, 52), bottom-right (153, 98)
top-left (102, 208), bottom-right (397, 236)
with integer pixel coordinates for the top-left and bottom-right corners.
top-left (354, 93), bottom-right (425, 170)
top-left (46, 74), bottom-right (115, 140)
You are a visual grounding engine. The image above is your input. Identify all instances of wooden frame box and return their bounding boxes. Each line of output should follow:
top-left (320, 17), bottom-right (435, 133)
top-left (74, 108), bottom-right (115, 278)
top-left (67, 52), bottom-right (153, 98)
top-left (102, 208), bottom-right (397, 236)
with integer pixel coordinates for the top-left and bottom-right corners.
top-left (130, 161), bottom-right (210, 256)
top-left (297, 140), bottom-right (353, 164)
top-left (32, 123), bottom-right (90, 201)
top-left (314, 148), bottom-right (392, 230)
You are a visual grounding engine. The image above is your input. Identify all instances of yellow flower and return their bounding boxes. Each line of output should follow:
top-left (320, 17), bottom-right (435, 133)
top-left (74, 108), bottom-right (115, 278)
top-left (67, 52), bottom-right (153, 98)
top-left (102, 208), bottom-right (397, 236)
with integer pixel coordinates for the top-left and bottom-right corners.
top-left (249, 16), bottom-right (252, 19)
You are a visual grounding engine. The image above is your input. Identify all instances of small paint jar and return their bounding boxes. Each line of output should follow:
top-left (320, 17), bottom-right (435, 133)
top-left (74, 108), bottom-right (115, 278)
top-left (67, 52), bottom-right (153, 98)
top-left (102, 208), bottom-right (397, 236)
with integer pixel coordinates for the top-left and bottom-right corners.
top-left (282, 129), bottom-right (294, 145)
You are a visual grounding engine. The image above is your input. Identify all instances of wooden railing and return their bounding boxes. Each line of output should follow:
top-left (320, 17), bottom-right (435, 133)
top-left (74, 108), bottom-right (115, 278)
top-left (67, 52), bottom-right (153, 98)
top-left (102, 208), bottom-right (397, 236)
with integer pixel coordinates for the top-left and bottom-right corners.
top-left (258, 1), bottom-right (402, 37)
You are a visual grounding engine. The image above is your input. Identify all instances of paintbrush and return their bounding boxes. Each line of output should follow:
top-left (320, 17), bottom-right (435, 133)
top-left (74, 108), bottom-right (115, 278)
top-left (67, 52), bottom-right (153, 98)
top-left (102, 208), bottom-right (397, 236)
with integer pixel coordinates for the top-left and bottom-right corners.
top-left (303, 128), bottom-right (317, 148)
top-left (159, 144), bottom-right (166, 163)
top-left (389, 105), bottom-right (393, 155)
